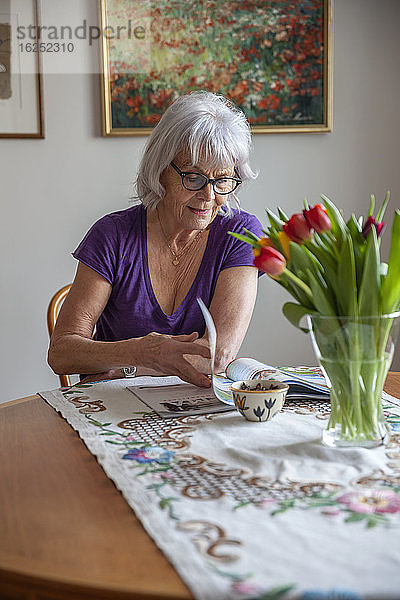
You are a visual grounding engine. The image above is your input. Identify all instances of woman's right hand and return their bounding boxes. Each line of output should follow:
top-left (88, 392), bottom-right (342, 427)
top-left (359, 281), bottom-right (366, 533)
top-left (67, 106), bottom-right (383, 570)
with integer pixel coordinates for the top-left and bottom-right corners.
top-left (139, 331), bottom-right (211, 387)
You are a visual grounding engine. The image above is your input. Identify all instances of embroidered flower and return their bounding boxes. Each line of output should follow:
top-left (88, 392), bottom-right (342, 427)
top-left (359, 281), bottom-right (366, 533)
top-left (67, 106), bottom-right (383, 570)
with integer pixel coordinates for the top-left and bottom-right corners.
top-left (258, 498), bottom-right (277, 509)
top-left (337, 489), bottom-right (400, 514)
top-left (231, 580), bottom-right (259, 595)
top-left (116, 433), bottom-right (139, 443)
top-left (122, 445), bottom-right (175, 464)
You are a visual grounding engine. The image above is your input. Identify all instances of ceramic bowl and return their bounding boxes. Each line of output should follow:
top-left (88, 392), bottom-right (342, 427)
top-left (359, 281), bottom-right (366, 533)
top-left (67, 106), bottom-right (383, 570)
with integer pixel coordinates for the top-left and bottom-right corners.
top-left (230, 379), bottom-right (289, 422)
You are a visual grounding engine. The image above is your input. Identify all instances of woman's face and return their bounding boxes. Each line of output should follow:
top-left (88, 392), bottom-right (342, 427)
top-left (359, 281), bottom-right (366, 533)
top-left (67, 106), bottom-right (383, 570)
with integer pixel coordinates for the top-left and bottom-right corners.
top-left (159, 151), bottom-right (235, 232)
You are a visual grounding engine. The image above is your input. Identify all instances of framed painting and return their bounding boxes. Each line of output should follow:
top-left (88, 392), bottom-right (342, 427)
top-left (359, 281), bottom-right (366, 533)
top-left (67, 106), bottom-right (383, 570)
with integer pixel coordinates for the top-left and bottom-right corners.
top-left (0, 0), bottom-right (44, 138)
top-left (100, 0), bottom-right (332, 136)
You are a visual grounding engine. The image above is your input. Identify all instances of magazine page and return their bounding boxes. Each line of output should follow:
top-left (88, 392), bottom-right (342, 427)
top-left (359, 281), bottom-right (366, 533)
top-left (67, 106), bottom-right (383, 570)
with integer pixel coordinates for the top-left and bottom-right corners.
top-left (127, 383), bottom-right (234, 418)
top-left (226, 358), bottom-right (329, 394)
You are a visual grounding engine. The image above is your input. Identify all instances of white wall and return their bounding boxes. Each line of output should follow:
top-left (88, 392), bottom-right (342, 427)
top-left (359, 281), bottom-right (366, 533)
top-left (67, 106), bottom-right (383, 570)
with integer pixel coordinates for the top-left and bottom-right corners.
top-left (1, 0), bottom-right (399, 402)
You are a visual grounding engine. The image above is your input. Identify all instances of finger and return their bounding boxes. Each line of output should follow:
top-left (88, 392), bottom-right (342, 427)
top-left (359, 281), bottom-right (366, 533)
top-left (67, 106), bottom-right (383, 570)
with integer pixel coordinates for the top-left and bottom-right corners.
top-left (178, 362), bottom-right (211, 388)
top-left (179, 342), bottom-right (211, 358)
top-left (172, 332), bottom-right (199, 342)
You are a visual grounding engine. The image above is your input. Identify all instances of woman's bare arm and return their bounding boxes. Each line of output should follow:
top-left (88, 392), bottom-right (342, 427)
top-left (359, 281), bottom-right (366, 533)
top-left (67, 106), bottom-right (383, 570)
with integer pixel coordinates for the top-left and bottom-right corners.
top-left (185, 265), bottom-right (258, 373)
top-left (48, 262), bottom-right (211, 387)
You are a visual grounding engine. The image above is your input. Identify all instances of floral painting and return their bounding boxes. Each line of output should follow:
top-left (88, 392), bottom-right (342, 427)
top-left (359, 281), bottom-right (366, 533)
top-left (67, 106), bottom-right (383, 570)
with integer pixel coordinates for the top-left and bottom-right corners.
top-left (101, 0), bottom-right (332, 135)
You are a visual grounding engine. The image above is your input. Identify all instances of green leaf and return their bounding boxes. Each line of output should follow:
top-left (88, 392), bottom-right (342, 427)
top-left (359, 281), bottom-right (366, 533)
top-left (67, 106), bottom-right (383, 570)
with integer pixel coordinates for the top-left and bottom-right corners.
top-left (159, 497), bottom-right (178, 510)
top-left (366, 518), bottom-right (379, 529)
top-left (277, 206), bottom-right (289, 222)
top-left (358, 226), bottom-right (380, 316)
top-left (86, 418), bottom-right (103, 427)
top-left (280, 267), bottom-right (314, 308)
top-left (381, 210), bottom-right (400, 314)
top-left (368, 194), bottom-right (375, 217)
top-left (306, 237), bottom-right (338, 289)
top-left (282, 302), bottom-right (315, 332)
top-left (256, 585), bottom-right (296, 600)
top-left (307, 269), bottom-right (337, 316)
top-left (265, 207), bottom-right (283, 232)
top-left (344, 512), bottom-right (367, 523)
top-left (346, 214), bottom-right (362, 235)
top-left (242, 227), bottom-right (261, 242)
top-left (346, 215), bottom-right (367, 287)
top-left (336, 233), bottom-right (357, 316)
top-left (233, 501), bottom-right (251, 510)
top-left (228, 231), bottom-right (258, 247)
top-left (376, 190), bottom-right (390, 222)
top-left (321, 194), bottom-right (348, 248)
top-left (288, 242), bottom-right (321, 280)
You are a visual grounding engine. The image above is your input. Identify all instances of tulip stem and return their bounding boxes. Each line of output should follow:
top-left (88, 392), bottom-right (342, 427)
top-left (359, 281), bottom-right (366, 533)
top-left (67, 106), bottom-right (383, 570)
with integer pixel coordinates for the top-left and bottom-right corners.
top-left (281, 268), bottom-right (313, 301)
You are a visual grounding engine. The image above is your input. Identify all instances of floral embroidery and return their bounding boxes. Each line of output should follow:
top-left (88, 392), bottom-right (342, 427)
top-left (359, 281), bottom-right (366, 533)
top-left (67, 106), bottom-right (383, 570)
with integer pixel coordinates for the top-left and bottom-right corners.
top-left (231, 580), bottom-right (259, 595)
top-left (209, 564), bottom-right (294, 599)
top-left (49, 382), bottom-right (400, 600)
top-left (337, 489), bottom-right (400, 515)
top-left (62, 382), bottom-right (106, 414)
top-left (122, 445), bottom-right (175, 464)
top-left (85, 413), bottom-right (400, 530)
top-left (268, 486), bottom-right (400, 529)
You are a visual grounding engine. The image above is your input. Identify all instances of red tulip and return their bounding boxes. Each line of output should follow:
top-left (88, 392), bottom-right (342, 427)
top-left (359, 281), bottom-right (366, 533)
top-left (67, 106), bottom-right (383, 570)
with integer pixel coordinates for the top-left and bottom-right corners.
top-left (362, 216), bottom-right (385, 239)
top-left (253, 246), bottom-right (286, 276)
top-left (283, 213), bottom-right (313, 243)
top-left (252, 237), bottom-right (273, 258)
top-left (303, 204), bottom-right (332, 234)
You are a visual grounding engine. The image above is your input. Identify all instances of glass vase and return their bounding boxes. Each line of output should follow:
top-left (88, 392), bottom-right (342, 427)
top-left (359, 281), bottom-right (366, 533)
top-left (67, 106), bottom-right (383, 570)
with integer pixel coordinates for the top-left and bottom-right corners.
top-left (307, 312), bottom-right (400, 448)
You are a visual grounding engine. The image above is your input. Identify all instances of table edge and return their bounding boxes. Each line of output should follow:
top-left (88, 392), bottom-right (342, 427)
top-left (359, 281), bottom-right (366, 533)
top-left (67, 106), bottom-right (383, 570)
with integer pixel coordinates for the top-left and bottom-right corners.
top-left (0, 565), bottom-right (181, 600)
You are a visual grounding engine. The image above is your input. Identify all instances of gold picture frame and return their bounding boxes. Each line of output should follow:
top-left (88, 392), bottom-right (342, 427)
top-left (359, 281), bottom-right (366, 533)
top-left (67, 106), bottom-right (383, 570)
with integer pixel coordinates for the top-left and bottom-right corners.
top-left (100, 0), bottom-right (332, 136)
top-left (0, 0), bottom-right (44, 139)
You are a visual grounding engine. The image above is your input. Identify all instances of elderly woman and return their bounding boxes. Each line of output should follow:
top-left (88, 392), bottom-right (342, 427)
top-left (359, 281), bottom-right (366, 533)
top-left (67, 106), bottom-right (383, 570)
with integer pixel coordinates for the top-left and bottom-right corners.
top-left (48, 92), bottom-right (264, 387)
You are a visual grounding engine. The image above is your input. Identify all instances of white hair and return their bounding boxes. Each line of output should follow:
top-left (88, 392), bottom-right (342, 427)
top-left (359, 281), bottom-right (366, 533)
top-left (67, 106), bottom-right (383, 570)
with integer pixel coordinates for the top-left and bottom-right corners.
top-left (135, 91), bottom-right (257, 216)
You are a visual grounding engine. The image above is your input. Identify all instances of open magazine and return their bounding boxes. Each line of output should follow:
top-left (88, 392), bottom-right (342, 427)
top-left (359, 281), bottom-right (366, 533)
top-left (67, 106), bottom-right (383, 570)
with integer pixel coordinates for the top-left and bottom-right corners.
top-left (196, 298), bottom-right (329, 407)
top-left (212, 357), bottom-right (329, 406)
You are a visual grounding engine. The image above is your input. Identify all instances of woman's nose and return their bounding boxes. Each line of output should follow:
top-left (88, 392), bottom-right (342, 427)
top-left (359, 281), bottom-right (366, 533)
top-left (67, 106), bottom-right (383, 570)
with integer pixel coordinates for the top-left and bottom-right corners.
top-left (201, 182), bottom-right (216, 201)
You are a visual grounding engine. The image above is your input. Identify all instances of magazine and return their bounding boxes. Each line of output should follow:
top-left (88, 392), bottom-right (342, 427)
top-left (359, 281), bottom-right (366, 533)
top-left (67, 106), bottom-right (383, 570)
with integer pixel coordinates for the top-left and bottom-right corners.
top-left (127, 382), bottom-right (234, 418)
top-left (196, 298), bottom-right (329, 406)
top-left (212, 357), bottom-right (329, 405)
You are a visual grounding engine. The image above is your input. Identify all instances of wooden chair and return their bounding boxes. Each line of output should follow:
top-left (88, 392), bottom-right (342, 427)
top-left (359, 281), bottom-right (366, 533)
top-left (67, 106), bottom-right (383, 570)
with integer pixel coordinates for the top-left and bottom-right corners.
top-left (47, 284), bottom-right (72, 387)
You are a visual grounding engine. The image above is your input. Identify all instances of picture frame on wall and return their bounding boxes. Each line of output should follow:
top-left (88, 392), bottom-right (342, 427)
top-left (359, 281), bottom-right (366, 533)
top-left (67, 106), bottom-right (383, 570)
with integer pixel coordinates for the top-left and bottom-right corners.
top-left (0, 0), bottom-right (44, 139)
top-left (100, 0), bottom-right (332, 136)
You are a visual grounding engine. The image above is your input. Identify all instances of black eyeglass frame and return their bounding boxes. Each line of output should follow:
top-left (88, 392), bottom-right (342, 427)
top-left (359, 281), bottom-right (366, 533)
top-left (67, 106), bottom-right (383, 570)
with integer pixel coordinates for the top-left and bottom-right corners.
top-left (170, 162), bottom-right (242, 195)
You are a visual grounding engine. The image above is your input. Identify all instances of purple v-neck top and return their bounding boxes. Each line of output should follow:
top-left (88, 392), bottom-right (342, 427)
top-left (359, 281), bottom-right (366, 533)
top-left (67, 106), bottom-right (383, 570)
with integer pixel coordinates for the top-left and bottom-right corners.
top-left (72, 203), bottom-right (264, 341)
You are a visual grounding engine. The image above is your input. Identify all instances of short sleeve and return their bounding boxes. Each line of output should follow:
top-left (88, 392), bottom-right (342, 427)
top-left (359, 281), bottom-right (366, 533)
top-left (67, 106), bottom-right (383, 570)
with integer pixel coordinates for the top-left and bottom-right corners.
top-left (221, 212), bottom-right (265, 277)
top-left (72, 215), bottom-right (118, 285)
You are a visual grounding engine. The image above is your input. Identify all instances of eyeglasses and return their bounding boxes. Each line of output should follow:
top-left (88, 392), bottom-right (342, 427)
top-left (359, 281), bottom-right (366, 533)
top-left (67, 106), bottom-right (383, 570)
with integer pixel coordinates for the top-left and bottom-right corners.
top-left (170, 162), bottom-right (242, 195)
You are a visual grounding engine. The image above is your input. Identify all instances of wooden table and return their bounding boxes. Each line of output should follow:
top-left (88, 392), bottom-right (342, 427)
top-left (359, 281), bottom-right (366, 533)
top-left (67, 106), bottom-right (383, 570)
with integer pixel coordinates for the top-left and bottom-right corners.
top-left (1, 373), bottom-right (399, 600)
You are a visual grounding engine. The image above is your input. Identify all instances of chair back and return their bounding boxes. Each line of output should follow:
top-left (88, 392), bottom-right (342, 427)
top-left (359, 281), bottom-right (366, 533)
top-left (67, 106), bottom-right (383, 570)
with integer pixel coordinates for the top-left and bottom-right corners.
top-left (47, 284), bottom-right (72, 387)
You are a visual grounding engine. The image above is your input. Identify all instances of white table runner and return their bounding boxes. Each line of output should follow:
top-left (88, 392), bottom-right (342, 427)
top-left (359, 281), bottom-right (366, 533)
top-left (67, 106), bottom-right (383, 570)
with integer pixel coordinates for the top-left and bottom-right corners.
top-left (39, 375), bottom-right (400, 600)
